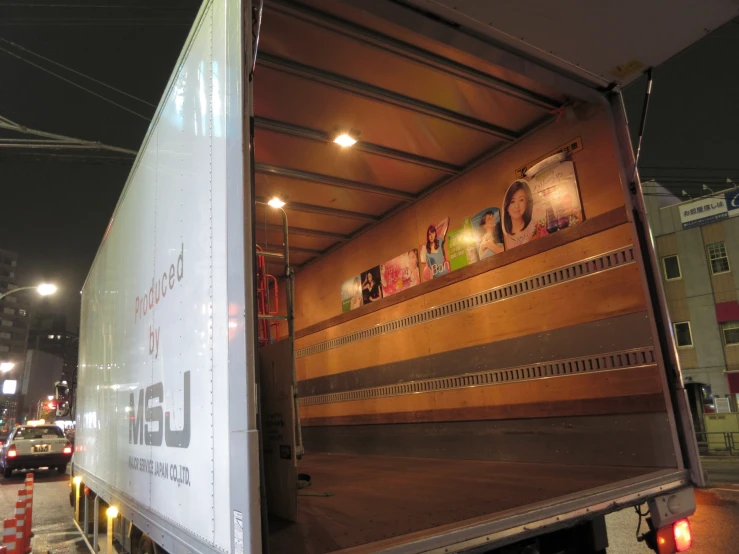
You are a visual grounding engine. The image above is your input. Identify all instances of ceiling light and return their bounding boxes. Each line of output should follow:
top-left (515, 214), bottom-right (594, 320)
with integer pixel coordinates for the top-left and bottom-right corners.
top-left (267, 197), bottom-right (285, 209)
top-left (333, 133), bottom-right (357, 148)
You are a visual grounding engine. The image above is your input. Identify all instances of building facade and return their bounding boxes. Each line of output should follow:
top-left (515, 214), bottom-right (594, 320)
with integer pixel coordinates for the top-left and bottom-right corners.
top-left (0, 248), bottom-right (31, 367)
top-left (27, 313), bottom-right (79, 382)
top-left (0, 248), bottom-right (32, 427)
top-left (19, 349), bottom-right (64, 422)
top-left (645, 182), bottom-right (739, 426)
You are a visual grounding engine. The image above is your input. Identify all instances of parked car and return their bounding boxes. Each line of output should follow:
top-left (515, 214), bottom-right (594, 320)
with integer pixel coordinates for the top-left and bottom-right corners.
top-left (0, 424), bottom-right (73, 478)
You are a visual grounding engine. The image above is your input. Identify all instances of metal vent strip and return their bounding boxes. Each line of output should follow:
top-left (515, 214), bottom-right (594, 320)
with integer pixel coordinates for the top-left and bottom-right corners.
top-left (297, 245), bottom-right (635, 358)
top-left (299, 346), bottom-right (655, 406)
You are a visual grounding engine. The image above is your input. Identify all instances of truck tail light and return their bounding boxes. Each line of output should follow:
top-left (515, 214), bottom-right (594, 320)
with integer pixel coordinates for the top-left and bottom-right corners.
top-left (655, 518), bottom-right (692, 554)
top-left (673, 519), bottom-right (692, 552)
top-left (7, 445), bottom-right (17, 458)
top-left (63, 441), bottom-right (72, 454)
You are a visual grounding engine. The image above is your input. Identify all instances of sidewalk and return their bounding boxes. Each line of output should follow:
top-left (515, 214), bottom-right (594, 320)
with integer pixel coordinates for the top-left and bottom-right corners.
top-left (701, 456), bottom-right (739, 486)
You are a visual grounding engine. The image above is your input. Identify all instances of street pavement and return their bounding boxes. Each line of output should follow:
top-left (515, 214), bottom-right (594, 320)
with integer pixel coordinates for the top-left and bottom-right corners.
top-left (0, 468), bottom-right (88, 554)
top-left (0, 459), bottom-right (738, 553)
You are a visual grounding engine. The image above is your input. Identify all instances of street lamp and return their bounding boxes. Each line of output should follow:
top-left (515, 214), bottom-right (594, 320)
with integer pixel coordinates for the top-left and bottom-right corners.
top-left (0, 283), bottom-right (57, 302)
top-left (0, 363), bottom-right (14, 373)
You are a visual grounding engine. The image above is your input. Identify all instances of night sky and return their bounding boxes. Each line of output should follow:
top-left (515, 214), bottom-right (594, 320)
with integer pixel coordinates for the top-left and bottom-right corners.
top-left (1, 2), bottom-right (737, 331)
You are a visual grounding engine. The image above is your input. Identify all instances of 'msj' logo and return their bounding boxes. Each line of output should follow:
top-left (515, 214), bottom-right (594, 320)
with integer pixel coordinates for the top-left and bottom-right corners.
top-left (129, 371), bottom-right (191, 448)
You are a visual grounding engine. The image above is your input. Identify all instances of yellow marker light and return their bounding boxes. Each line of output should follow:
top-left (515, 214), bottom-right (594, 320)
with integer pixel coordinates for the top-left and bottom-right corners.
top-left (106, 506), bottom-right (119, 518)
top-left (333, 133), bottom-right (357, 148)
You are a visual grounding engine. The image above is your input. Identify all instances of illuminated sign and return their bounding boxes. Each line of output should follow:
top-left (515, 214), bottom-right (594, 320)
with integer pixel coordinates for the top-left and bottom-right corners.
top-left (679, 198), bottom-right (728, 229)
top-left (2, 380), bottom-right (17, 395)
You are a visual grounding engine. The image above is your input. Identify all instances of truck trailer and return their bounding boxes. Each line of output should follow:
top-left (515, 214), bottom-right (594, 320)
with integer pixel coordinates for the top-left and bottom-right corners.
top-left (71, 0), bottom-right (739, 552)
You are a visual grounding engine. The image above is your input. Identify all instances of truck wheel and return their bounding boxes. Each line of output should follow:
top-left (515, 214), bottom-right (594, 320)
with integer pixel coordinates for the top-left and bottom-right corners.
top-left (3, 467), bottom-right (12, 479)
top-left (57, 464), bottom-right (67, 475)
top-left (138, 534), bottom-right (158, 554)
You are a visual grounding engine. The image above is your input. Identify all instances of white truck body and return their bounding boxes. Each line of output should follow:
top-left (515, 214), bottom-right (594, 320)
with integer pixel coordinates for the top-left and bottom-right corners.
top-left (74, 1), bottom-right (738, 553)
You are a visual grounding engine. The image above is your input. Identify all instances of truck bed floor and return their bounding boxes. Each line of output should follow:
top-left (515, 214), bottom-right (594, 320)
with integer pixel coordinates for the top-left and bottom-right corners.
top-left (268, 453), bottom-right (659, 553)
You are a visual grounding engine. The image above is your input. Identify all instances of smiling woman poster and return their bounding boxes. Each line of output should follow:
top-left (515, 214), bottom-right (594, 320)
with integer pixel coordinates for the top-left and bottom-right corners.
top-left (502, 180), bottom-right (535, 250)
top-left (420, 217), bottom-right (450, 280)
top-left (502, 155), bottom-right (583, 250)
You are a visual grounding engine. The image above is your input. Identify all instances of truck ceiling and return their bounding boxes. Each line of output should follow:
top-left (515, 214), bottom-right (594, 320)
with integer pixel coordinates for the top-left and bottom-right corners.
top-left (254, 0), bottom-right (737, 271)
top-left (254, 0), bottom-right (578, 271)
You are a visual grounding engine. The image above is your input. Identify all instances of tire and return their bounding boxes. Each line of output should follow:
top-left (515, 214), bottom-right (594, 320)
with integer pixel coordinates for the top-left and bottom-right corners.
top-left (138, 534), bottom-right (158, 554)
top-left (57, 464), bottom-right (67, 475)
top-left (3, 467), bottom-right (11, 479)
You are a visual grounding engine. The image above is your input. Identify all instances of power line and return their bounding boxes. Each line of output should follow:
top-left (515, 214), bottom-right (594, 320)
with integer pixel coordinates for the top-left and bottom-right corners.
top-left (0, 18), bottom-right (192, 26)
top-left (0, 44), bottom-right (152, 120)
top-left (0, 3), bottom-right (197, 8)
top-left (0, 37), bottom-right (157, 108)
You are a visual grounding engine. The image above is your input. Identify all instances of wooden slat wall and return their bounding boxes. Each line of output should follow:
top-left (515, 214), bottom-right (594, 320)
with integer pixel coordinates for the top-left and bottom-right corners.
top-left (297, 262), bottom-right (645, 380)
top-left (300, 366), bottom-right (664, 423)
top-left (284, 104), bottom-right (672, 467)
top-left (294, 104), bottom-right (627, 330)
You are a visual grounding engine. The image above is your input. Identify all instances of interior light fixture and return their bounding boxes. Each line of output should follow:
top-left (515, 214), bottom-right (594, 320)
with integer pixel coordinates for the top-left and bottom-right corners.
top-left (333, 133), bottom-right (357, 148)
top-left (267, 197), bottom-right (285, 209)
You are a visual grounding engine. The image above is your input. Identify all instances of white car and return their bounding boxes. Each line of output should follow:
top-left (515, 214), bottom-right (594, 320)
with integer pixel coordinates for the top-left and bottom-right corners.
top-left (0, 425), bottom-right (73, 478)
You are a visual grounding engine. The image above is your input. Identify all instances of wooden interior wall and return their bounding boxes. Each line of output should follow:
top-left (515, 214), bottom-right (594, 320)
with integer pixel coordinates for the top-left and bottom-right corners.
top-left (286, 103), bottom-right (674, 468)
top-left (294, 103), bottom-right (626, 329)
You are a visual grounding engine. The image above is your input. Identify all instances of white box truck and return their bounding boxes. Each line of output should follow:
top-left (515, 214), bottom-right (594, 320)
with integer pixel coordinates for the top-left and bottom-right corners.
top-left (70, 1), bottom-right (739, 553)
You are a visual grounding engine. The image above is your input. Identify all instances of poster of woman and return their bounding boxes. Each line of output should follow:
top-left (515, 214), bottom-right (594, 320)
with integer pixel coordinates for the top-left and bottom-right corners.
top-left (340, 276), bottom-right (363, 313)
top-left (502, 180), bottom-right (535, 250)
top-left (502, 158), bottom-right (583, 250)
top-left (471, 207), bottom-right (505, 260)
top-left (380, 249), bottom-right (421, 298)
top-left (360, 266), bottom-right (383, 304)
top-left (420, 217), bottom-right (450, 280)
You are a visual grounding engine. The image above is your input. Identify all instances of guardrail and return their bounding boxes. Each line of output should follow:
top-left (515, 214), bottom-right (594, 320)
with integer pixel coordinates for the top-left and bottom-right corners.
top-left (2, 473), bottom-right (34, 554)
top-left (697, 431), bottom-right (739, 457)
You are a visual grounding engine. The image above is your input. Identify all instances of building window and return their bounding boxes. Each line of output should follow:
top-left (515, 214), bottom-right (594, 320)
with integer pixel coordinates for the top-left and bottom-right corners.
top-left (662, 255), bottom-right (681, 281)
top-left (674, 321), bottom-right (693, 347)
top-left (722, 321), bottom-right (739, 346)
top-left (707, 242), bottom-right (730, 274)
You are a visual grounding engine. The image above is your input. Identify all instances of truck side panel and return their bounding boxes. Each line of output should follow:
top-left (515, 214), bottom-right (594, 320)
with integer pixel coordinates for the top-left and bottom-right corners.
top-left (76, 1), bottom-right (253, 551)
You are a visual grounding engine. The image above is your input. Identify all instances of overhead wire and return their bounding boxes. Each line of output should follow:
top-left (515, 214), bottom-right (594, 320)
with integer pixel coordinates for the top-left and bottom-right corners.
top-left (0, 37), bottom-right (156, 108)
top-left (0, 18), bottom-right (192, 26)
top-left (0, 43), bottom-right (152, 120)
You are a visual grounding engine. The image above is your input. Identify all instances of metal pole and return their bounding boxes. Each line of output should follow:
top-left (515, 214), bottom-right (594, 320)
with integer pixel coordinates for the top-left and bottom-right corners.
top-left (279, 208), bottom-right (304, 458)
top-left (83, 491), bottom-right (89, 537)
top-left (92, 496), bottom-right (99, 553)
top-left (0, 286), bottom-right (36, 303)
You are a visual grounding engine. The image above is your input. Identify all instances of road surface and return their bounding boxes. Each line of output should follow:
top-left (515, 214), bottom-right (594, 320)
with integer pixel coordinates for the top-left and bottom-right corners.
top-left (0, 462), bottom-right (737, 553)
top-left (0, 467), bottom-right (88, 553)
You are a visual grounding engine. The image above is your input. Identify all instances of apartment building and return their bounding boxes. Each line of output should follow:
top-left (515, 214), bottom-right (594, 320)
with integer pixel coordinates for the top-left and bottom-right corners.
top-left (0, 248), bottom-right (31, 369)
top-left (644, 182), bottom-right (739, 427)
